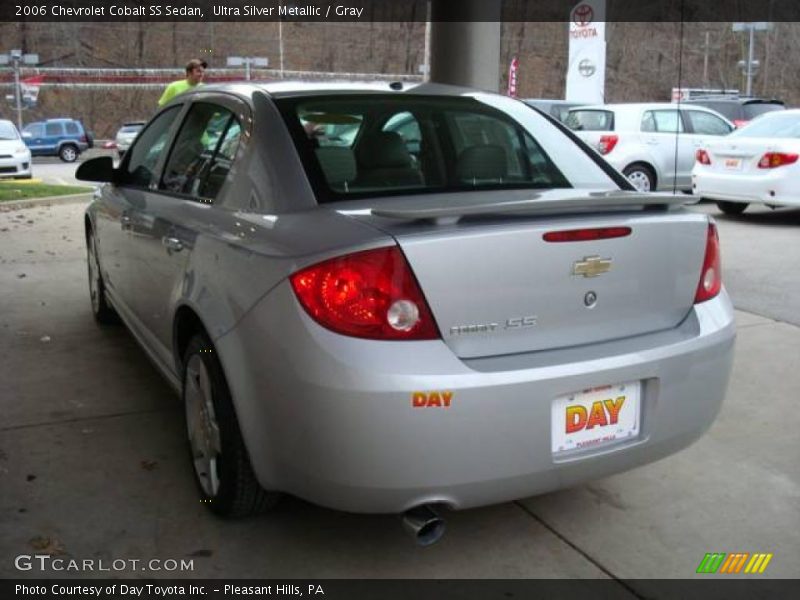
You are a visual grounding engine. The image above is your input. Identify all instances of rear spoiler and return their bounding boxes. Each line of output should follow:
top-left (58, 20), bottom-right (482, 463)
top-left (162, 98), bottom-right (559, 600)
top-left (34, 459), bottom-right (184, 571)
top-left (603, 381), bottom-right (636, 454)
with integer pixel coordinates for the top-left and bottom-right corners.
top-left (370, 192), bottom-right (692, 221)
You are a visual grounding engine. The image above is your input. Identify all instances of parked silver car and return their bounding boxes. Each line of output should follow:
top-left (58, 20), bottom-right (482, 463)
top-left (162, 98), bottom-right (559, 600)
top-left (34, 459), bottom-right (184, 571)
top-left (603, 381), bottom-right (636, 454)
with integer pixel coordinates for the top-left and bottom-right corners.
top-left (567, 103), bottom-right (734, 192)
top-left (78, 83), bottom-right (735, 542)
top-left (114, 121), bottom-right (145, 157)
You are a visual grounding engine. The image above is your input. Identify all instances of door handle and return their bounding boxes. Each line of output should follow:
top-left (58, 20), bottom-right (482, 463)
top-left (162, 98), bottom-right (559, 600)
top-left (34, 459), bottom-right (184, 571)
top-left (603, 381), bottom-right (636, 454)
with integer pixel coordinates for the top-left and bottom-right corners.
top-left (162, 237), bottom-right (184, 253)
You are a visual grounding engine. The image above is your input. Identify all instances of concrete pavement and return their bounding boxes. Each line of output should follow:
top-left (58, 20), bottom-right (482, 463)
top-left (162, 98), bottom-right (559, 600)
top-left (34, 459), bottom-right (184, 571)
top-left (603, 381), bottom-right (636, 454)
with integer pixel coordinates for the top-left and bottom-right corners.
top-left (0, 202), bottom-right (798, 585)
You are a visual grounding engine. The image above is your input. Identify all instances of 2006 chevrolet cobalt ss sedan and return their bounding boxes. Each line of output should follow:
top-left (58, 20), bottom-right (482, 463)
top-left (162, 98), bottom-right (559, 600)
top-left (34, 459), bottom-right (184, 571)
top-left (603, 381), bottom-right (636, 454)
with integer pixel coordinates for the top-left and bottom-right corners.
top-left (78, 82), bottom-right (735, 541)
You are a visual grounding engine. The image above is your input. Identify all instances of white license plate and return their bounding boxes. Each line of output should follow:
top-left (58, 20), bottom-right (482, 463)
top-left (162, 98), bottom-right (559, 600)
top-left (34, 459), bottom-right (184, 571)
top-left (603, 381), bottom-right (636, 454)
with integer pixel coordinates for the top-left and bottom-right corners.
top-left (551, 381), bottom-right (641, 453)
top-left (724, 158), bottom-right (742, 170)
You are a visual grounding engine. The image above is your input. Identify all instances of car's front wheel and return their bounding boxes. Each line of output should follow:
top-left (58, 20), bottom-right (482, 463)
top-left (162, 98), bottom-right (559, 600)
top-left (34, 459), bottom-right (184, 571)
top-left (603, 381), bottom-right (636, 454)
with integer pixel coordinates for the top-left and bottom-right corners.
top-left (623, 164), bottom-right (656, 193)
top-left (716, 201), bottom-right (748, 215)
top-left (59, 144), bottom-right (79, 162)
top-left (183, 334), bottom-right (279, 517)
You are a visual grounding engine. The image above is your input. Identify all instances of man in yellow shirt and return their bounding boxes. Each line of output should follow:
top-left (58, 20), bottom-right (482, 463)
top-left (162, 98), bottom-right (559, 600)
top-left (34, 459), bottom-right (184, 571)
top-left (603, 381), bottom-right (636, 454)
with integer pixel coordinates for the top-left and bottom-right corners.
top-left (158, 59), bottom-right (207, 106)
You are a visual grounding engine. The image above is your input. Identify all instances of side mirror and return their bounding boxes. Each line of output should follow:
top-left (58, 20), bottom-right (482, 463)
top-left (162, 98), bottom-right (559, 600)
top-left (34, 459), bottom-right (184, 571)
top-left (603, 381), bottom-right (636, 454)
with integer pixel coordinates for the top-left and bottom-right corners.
top-left (76, 156), bottom-right (116, 183)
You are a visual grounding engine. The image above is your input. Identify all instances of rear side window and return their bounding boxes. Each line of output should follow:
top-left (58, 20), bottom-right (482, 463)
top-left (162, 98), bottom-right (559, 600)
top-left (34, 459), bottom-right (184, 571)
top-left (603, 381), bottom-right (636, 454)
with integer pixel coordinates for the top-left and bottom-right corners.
top-left (565, 110), bottom-right (614, 131)
top-left (281, 95), bottom-right (571, 200)
top-left (45, 123), bottom-right (62, 136)
top-left (694, 102), bottom-right (739, 121)
top-left (685, 111), bottom-right (732, 135)
top-left (65, 122), bottom-right (80, 135)
top-left (159, 102), bottom-right (241, 201)
top-left (742, 103), bottom-right (785, 120)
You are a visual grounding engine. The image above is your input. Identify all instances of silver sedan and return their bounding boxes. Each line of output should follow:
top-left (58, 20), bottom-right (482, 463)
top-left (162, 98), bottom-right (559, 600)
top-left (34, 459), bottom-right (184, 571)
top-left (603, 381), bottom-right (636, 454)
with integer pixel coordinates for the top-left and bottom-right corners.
top-left (78, 82), bottom-right (735, 543)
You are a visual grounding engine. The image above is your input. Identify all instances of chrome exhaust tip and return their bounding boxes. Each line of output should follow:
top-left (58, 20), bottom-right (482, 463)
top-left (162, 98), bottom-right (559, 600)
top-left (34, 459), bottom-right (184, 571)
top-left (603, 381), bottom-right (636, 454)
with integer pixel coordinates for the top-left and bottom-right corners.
top-left (402, 505), bottom-right (446, 546)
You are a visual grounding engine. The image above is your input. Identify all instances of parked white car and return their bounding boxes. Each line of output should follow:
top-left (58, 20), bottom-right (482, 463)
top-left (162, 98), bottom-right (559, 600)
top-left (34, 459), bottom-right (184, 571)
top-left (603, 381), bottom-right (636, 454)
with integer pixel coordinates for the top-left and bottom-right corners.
top-left (0, 119), bottom-right (32, 179)
top-left (114, 121), bottom-right (146, 157)
top-left (693, 109), bottom-right (800, 214)
top-left (566, 103), bottom-right (734, 192)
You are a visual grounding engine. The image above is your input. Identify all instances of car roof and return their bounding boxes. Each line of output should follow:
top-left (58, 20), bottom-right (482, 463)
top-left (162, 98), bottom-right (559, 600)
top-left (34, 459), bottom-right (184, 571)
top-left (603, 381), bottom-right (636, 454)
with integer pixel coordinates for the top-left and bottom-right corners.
top-left (684, 97), bottom-right (784, 105)
top-left (175, 80), bottom-right (492, 100)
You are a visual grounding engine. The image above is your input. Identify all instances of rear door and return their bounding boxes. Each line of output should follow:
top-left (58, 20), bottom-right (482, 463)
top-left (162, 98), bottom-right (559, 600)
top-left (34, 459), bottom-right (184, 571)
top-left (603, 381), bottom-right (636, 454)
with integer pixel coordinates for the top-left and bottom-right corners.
top-left (640, 109), bottom-right (690, 189)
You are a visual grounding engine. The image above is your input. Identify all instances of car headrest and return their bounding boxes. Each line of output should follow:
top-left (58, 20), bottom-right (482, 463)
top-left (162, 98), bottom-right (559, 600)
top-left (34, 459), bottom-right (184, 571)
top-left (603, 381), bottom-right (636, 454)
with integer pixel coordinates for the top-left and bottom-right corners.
top-left (456, 145), bottom-right (508, 182)
top-left (357, 131), bottom-right (413, 169)
top-left (315, 146), bottom-right (357, 185)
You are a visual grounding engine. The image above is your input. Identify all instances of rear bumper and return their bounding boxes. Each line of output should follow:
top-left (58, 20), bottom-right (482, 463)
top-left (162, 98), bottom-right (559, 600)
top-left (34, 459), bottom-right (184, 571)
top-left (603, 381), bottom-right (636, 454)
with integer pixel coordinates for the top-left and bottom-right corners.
top-left (693, 169), bottom-right (799, 206)
top-left (217, 284), bottom-right (735, 513)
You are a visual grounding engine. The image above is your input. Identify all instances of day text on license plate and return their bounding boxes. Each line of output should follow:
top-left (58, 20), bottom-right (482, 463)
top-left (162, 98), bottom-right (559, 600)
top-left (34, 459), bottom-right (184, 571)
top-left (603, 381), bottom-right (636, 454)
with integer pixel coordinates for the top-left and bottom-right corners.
top-left (724, 158), bottom-right (742, 170)
top-left (551, 381), bottom-right (641, 454)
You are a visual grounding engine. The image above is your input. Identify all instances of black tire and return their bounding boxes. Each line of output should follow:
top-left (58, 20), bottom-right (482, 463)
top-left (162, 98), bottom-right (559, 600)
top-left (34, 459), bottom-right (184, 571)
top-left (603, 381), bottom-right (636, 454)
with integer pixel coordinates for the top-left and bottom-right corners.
top-left (86, 232), bottom-right (119, 325)
top-left (59, 144), bottom-right (79, 162)
top-left (623, 164), bottom-right (656, 193)
top-left (183, 334), bottom-right (279, 517)
top-left (716, 201), bottom-right (748, 215)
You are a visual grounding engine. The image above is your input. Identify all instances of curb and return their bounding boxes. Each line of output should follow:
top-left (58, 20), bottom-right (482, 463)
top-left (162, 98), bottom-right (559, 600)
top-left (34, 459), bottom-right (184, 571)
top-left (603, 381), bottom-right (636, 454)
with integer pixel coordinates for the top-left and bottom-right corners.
top-left (0, 193), bottom-right (95, 211)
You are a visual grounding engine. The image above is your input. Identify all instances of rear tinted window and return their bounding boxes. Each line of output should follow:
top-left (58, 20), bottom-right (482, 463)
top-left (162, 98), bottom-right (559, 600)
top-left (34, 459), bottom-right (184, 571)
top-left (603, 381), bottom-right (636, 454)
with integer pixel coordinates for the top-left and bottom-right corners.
top-left (119, 125), bottom-right (144, 134)
top-left (565, 110), bottom-right (614, 131)
top-left (65, 122), bottom-right (80, 135)
top-left (45, 123), bottom-right (62, 136)
top-left (278, 95), bottom-right (585, 201)
top-left (743, 103), bottom-right (785, 120)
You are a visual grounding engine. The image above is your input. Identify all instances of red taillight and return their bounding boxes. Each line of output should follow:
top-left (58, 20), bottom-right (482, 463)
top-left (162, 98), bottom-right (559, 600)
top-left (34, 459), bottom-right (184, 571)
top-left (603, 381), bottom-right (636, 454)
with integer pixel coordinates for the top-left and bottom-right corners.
top-left (543, 227), bottom-right (631, 243)
top-left (289, 246), bottom-right (439, 340)
top-left (695, 149), bottom-right (711, 165)
top-left (597, 134), bottom-right (618, 155)
top-left (694, 223), bottom-right (722, 303)
top-left (733, 119), bottom-right (748, 128)
top-left (757, 152), bottom-right (798, 169)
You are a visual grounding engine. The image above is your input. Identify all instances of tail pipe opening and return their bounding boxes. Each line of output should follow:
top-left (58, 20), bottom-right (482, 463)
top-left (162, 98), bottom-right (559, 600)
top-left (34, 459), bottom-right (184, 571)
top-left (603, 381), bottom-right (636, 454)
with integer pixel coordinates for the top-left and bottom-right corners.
top-left (402, 505), bottom-right (446, 546)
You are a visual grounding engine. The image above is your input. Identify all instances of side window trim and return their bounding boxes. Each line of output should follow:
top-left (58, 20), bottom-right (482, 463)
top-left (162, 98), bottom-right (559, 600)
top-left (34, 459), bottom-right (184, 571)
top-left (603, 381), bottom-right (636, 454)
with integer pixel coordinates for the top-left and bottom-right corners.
top-left (117, 104), bottom-right (185, 191)
top-left (156, 96), bottom-right (248, 203)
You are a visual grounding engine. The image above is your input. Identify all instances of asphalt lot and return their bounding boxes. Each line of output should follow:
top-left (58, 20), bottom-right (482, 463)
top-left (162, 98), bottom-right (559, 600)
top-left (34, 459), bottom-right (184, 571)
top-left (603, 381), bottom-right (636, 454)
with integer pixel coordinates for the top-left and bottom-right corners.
top-left (0, 198), bottom-right (798, 587)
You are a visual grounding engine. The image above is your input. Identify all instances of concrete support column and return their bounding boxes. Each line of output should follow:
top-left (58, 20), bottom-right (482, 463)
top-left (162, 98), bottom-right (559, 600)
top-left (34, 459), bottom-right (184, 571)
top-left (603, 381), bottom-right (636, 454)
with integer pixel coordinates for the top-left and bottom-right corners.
top-left (429, 1), bottom-right (502, 92)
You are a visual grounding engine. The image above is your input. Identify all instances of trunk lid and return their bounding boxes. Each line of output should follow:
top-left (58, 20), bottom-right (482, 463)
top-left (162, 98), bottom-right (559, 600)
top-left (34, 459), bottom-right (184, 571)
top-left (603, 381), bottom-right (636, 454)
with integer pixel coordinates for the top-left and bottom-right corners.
top-left (341, 190), bottom-right (709, 358)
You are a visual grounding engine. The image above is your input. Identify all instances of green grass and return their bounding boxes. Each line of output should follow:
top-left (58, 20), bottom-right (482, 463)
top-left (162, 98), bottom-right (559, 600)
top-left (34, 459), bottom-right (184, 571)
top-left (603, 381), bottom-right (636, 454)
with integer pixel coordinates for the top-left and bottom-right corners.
top-left (0, 181), bottom-right (94, 202)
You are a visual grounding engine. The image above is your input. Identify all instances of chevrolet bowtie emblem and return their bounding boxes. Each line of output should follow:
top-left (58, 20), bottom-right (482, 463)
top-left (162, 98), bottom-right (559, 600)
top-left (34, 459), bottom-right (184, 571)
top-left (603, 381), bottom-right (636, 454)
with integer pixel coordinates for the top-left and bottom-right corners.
top-left (573, 255), bottom-right (612, 278)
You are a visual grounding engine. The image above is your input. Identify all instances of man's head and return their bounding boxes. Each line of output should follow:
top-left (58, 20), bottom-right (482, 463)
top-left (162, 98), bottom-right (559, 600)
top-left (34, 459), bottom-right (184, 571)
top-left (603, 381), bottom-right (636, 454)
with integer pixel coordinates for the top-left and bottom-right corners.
top-left (185, 59), bottom-right (207, 85)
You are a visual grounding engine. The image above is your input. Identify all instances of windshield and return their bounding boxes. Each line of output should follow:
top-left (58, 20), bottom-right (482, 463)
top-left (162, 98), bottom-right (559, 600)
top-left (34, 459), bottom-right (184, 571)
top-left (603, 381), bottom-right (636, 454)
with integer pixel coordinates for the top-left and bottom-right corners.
top-left (0, 122), bottom-right (19, 140)
top-left (276, 94), bottom-right (621, 202)
top-left (731, 112), bottom-right (800, 138)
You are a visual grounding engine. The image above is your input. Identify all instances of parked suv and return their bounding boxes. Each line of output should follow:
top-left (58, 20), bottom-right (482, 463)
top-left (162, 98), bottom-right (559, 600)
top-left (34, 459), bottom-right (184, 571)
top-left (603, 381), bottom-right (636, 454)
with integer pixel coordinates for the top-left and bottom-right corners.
top-left (22, 118), bottom-right (90, 162)
top-left (566, 103), bottom-right (734, 192)
top-left (681, 97), bottom-right (785, 128)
